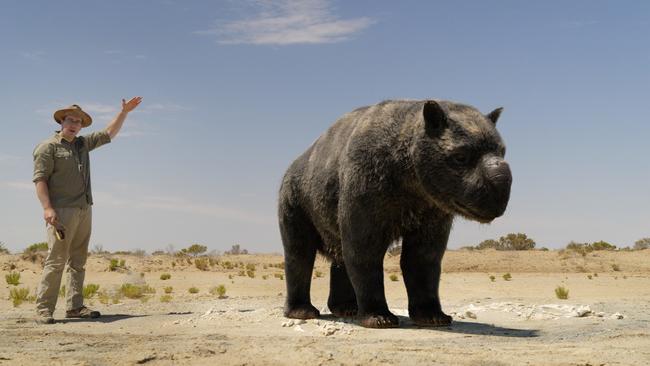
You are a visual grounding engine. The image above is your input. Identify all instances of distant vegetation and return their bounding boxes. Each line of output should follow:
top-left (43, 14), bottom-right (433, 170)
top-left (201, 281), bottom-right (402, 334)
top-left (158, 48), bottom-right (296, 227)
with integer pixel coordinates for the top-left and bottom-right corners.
top-left (5, 271), bottom-right (20, 286)
top-left (182, 244), bottom-right (207, 257)
top-left (634, 237), bottom-right (650, 250)
top-left (224, 244), bottom-right (248, 255)
top-left (0, 242), bottom-right (9, 254)
top-left (472, 233), bottom-right (536, 251)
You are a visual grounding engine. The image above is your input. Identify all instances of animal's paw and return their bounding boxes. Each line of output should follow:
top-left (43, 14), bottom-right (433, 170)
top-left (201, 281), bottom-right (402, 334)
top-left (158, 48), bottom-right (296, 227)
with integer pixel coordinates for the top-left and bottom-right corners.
top-left (284, 304), bottom-right (320, 319)
top-left (410, 311), bottom-right (452, 327)
top-left (329, 302), bottom-right (358, 318)
top-left (358, 312), bottom-right (399, 328)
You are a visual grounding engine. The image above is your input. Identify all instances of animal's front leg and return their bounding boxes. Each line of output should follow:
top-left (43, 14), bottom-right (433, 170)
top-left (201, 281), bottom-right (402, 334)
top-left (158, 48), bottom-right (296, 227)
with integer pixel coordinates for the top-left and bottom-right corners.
top-left (401, 217), bottom-right (453, 327)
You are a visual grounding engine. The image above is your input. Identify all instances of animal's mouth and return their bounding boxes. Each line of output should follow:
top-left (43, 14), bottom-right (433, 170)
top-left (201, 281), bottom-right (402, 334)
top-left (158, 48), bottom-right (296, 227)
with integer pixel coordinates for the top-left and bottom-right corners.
top-left (452, 200), bottom-right (495, 223)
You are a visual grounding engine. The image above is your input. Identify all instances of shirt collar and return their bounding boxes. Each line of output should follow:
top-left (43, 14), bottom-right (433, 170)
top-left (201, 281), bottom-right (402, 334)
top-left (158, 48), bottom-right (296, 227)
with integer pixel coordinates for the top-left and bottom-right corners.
top-left (55, 131), bottom-right (76, 144)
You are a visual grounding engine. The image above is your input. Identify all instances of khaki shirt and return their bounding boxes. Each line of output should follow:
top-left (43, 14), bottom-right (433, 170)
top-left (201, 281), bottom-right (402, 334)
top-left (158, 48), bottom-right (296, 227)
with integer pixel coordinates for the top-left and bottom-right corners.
top-left (33, 131), bottom-right (111, 208)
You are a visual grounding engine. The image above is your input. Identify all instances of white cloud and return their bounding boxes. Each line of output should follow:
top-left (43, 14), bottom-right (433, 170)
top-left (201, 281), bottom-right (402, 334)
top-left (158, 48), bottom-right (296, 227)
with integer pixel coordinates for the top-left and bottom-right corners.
top-left (142, 103), bottom-right (191, 113)
top-left (197, 0), bottom-right (375, 45)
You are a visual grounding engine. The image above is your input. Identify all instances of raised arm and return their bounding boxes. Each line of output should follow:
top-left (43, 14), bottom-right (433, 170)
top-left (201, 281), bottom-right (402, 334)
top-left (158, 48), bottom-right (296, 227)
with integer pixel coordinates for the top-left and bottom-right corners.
top-left (105, 97), bottom-right (143, 139)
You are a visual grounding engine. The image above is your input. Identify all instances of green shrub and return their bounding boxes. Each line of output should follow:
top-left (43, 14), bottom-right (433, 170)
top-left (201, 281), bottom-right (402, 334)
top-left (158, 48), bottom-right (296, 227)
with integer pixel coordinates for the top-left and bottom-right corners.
top-left (160, 273), bottom-right (171, 280)
top-left (314, 270), bottom-right (323, 278)
top-left (274, 273), bottom-right (284, 280)
top-left (109, 258), bottom-right (127, 271)
top-left (489, 275), bottom-right (496, 282)
top-left (10, 287), bottom-right (32, 307)
top-left (182, 244), bottom-right (207, 257)
top-left (246, 270), bottom-right (255, 278)
top-left (119, 283), bottom-right (155, 299)
top-left (210, 284), bottom-right (227, 298)
top-left (188, 287), bottom-right (199, 294)
top-left (25, 242), bottom-right (48, 252)
top-left (5, 271), bottom-right (20, 286)
top-left (611, 263), bottom-right (621, 272)
top-left (82, 284), bottom-right (100, 299)
top-left (160, 295), bottom-right (173, 303)
top-left (587, 275), bottom-right (593, 280)
top-left (592, 241), bottom-right (616, 251)
top-left (502, 273), bottom-right (512, 281)
top-left (262, 275), bottom-right (268, 280)
top-left (164, 286), bottom-right (173, 294)
top-left (389, 274), bottom-right (398, 282)
top-left (555, 286), bottom-right (569, 300)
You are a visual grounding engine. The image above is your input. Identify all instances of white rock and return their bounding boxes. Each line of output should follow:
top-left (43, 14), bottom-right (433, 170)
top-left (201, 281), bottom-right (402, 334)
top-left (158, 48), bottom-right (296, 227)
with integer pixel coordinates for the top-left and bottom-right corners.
top-left (610, 313), bottom-right (624, 319)
top-left (574, 305), bottom-right (592, 317)
top-left (297, 319), bottom-right (307, 325)
top-left (294, 325), bottom-right (305, 332)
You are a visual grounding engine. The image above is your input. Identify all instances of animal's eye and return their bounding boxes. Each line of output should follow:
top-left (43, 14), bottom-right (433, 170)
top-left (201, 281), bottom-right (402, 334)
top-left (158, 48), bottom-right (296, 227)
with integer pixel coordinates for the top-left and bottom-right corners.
top-left (451, 152), bottom-right (472, 166)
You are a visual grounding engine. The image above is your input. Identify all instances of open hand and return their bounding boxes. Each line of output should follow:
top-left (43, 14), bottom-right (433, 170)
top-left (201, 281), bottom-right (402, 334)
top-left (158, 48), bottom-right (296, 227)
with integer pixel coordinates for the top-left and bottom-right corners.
top-left (122, 96), bottom-right (143, 113)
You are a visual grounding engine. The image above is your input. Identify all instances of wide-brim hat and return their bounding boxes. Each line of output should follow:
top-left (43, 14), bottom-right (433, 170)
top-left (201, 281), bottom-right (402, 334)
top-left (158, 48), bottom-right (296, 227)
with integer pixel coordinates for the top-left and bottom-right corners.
top-left (53, 105), bottom-right (92, 127)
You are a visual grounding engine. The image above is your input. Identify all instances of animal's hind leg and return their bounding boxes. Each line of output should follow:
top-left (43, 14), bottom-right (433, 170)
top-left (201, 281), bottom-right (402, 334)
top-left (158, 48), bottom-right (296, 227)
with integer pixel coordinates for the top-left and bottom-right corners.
top-left (279, 204), bottom-right (321, 319)
top-left (327, 262), bottom-right (358, 317)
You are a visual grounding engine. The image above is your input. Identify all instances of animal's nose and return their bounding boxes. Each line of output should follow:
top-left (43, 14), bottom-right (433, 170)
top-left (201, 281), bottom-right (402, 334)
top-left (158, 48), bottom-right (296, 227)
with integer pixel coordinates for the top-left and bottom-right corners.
top-left (484, 156), bottom-right (512, 184)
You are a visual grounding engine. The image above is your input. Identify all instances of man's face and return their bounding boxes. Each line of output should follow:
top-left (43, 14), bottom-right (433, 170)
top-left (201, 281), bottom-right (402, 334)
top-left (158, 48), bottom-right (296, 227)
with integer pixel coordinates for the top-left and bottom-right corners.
top-left (60, 114), bottom-right (83, 137)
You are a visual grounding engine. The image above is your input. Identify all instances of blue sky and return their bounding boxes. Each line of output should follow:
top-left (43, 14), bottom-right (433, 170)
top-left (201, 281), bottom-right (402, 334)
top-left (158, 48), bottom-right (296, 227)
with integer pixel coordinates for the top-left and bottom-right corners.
top-left (1, 0), bottom-right (648, 253)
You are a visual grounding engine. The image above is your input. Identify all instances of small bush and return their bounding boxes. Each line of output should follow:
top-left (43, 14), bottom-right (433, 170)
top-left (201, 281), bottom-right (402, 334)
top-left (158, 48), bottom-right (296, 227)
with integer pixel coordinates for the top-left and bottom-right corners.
top-left (314, 270), bottom-right (323, 278)
top-left (489, 275), bottom-right (496, 282)
top-left (555, 286), bottom-right (569, 300)
top-left (210, 284), bottom-right (227, 298)
top-left (587, 275), bottom-right (593, 280)
top-left (238, 270), bottom-right (246, 277)
top-left (188, 287), bottom-right (199, 294)
top-left (262, 275), bottom-right (268, 280)
top-left (195, 258), bottom-right (209, 271)
top-left (611, 263), bottom-right (621, 272)
top-left (10, 287), bottom-right (32, 307)
top-left (160, 295), bottom-right (173, 303)
top-left (82, 284), bottom-right (100, 299)
top-left (5, 271), bottom-right (20, 286)
top-left (502, 273), bottom-right (512, 281)
top-left (22, 242), bottom-right (48, 263)
top-left (389, 274), bottom-right (398, 282)
top-left (59, 285), bottom-right (66, 298)
top-left (160, 273), bottom-right (171, 280)
top-left (246, 263), bottom-right (256, 271)
top-left (120, 283), bottom-right (155, 299)
top-left (246, 270), bottom-right (255, 278)
top-left (164, 286), bottom-right (173, 294)
top-left (274, 273), bottom-right (284, 280)
top-left (224, 244), bottom-right (248, 255)
top-left (109, 258), bottom-right (127, 271)
top-left (0, 241), bottom-right (10, 254)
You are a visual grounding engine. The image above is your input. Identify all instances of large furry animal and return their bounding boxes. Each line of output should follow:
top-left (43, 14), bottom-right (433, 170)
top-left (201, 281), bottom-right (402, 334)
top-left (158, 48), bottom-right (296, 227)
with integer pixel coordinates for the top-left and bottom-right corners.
top-left (278, 99), bottom-right (512, 328)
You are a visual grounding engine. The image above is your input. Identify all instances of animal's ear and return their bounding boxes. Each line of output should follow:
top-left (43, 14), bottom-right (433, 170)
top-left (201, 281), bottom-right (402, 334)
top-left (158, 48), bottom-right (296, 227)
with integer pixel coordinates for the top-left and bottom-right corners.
top-left (486, 107), bottom-right (503, 125)
top-left (423, 100), bottom-right (448, 136)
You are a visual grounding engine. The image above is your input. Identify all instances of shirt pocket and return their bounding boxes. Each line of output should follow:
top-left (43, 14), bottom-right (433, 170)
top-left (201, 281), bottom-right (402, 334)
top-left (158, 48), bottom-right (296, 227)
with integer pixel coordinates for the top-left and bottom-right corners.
top-left (54, 147), bottom-right (72, 159)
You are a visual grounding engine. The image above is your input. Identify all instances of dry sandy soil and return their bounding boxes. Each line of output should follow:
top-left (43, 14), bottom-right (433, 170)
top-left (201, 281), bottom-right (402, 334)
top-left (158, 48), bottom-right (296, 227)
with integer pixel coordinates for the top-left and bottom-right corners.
top-left (1, 249), bottom-right (649, 365)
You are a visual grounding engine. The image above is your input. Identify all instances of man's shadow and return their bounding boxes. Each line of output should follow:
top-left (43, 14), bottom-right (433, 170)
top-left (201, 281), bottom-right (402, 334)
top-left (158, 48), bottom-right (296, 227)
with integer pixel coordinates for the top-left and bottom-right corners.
top-left (57, 314), bottom-right (149, 324)
top-left (320, 314), bottom-right (539, 338)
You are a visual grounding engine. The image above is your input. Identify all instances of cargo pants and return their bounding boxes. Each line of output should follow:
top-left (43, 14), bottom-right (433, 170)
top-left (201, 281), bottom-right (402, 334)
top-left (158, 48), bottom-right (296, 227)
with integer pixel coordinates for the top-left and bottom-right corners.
top-left (35, 206), bottom-right (92, 314)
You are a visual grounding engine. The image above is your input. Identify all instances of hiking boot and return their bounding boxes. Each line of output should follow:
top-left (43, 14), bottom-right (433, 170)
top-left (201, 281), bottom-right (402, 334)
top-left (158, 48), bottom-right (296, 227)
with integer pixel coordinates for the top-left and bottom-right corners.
top-left (36, 311), bottom-right (55, 324)
top-left (66, 306), bottom-right (100, 319)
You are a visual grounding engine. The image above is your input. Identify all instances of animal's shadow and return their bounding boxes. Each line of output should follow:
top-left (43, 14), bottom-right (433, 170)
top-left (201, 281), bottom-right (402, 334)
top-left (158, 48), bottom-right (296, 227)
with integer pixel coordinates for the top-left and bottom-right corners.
top-left (319, 314), bottom-right (538, 338)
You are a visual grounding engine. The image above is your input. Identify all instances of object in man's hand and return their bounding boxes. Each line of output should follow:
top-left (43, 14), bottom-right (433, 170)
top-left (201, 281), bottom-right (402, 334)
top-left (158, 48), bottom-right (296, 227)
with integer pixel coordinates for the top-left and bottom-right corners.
top-left (54, 223), bottom-right (66, 241)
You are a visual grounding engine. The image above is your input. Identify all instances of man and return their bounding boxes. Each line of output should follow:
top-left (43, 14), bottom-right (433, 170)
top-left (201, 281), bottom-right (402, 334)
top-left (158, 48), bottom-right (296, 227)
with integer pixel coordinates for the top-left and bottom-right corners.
top-left (32, 97), bottom-right (142, 324)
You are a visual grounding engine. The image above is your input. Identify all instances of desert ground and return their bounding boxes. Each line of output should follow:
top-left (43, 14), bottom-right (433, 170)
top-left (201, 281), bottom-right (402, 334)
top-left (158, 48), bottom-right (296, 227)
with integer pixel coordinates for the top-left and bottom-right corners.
top-left (1, 249), bottom-right (649, 366)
